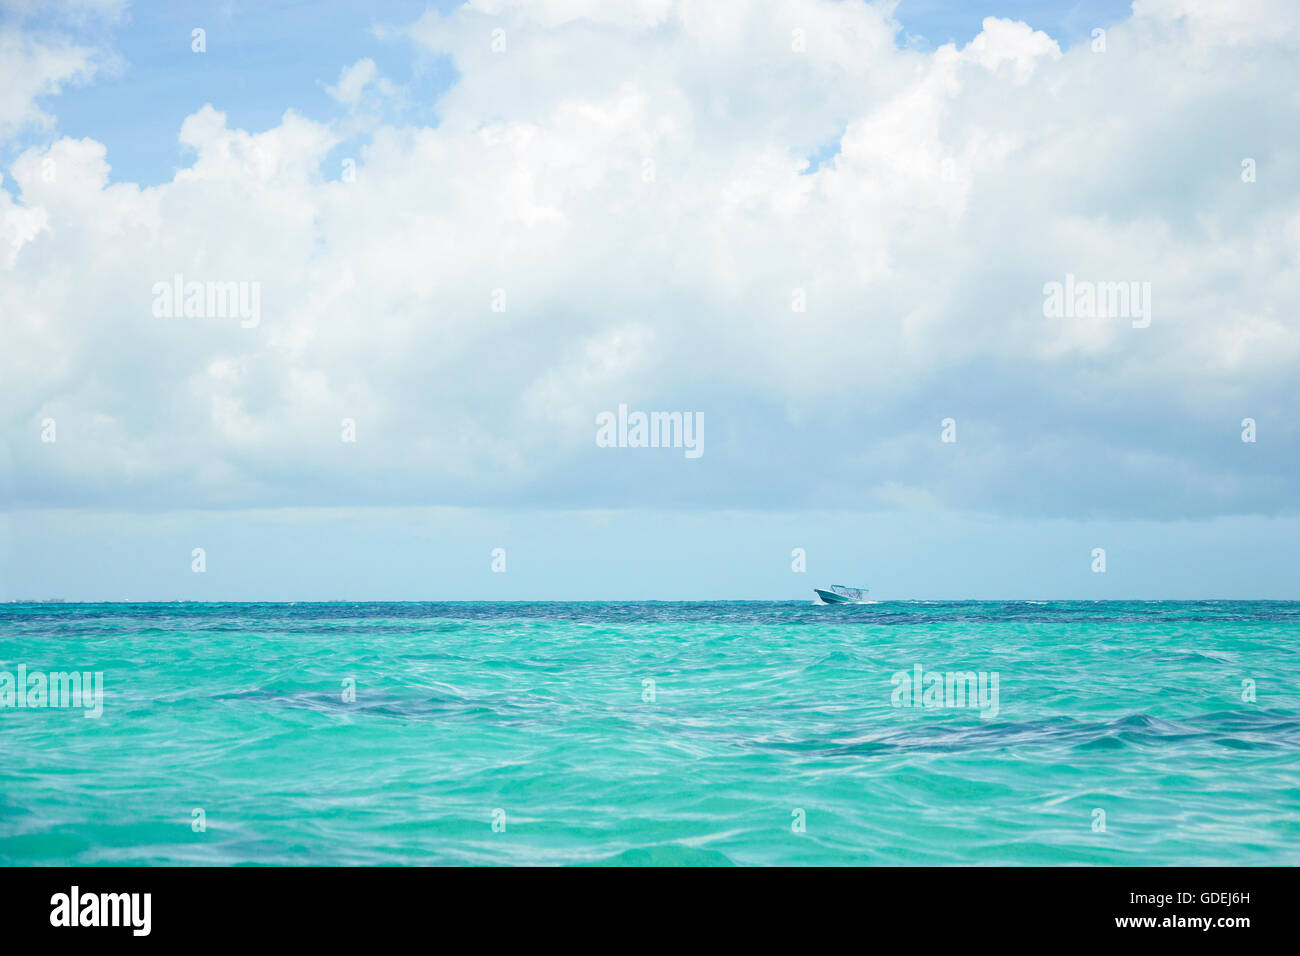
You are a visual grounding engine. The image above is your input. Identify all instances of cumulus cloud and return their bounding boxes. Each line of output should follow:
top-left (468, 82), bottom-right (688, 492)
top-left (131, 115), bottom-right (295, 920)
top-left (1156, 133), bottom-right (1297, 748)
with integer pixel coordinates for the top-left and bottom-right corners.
top-left (0, 28), bottom-right (98, 140)
top-left (2, 0), bottom-right (1299, 520)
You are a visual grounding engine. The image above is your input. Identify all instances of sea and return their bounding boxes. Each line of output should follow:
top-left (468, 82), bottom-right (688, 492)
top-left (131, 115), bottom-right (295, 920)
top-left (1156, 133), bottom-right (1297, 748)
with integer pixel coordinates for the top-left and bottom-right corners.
top-left (2, 601), bottom-right (1298, 866)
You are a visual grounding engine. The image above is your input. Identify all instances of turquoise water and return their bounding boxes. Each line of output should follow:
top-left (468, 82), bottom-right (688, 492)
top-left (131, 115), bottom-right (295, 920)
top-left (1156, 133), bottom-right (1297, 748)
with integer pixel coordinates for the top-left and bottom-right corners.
top-left (2, 601), bottom-right (1298, 866)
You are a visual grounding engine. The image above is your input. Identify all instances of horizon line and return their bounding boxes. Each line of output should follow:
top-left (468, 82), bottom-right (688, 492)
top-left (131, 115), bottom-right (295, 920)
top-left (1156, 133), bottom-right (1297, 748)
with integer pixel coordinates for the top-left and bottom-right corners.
top-left (5, 598), bottom-right (1299, 605)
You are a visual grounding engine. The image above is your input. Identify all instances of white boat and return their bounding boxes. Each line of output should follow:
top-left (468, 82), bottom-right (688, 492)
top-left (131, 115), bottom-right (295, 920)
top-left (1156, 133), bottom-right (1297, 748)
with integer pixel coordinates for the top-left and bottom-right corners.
top-left (813, 585), bottom-right (870, 604)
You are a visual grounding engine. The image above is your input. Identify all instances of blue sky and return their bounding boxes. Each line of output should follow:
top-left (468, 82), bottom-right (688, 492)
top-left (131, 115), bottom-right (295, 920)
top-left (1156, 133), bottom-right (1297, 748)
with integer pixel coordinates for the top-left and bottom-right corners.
top-left (9, 507), bottom-right (1300, 602)
top-left (3, 0), bottom-right (1298, 600)
top-left (1, 1), bottom-right (460, 189)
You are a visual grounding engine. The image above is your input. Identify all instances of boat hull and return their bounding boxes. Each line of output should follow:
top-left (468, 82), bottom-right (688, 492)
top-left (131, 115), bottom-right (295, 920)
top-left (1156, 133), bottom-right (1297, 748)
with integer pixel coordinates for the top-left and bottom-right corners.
top-left (813, 586), bottom-right (869, 604)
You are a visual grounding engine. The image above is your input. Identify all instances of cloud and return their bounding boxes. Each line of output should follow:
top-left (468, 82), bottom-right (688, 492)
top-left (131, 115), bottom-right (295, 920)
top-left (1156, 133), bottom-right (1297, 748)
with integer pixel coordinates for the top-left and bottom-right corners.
top-left (3, 0), bottom-right (1299, 521)
top-left (959, 16), bottom-right (1060, 81)
top-left (325, 58), bottom-right (394, 108)
top-left (0, 27), bottom-right (98, 141)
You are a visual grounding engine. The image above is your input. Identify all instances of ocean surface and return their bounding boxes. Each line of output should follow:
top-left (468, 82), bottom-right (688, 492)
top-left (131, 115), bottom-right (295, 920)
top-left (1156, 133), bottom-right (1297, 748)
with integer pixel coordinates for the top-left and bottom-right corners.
top-left (2, 601), bottom-right (1298, 866)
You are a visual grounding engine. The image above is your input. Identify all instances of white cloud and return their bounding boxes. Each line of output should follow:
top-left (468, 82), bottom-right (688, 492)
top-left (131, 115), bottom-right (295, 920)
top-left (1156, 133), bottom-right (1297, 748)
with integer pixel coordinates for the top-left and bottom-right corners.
top-left (3, 0), bottom-right (1299, 520)
top-left (0, 28), bottom-right (98, 141)
top-left (959, 16), bottom-right (1060, 82)
top-left (325, 58), bottom-right (394, 107)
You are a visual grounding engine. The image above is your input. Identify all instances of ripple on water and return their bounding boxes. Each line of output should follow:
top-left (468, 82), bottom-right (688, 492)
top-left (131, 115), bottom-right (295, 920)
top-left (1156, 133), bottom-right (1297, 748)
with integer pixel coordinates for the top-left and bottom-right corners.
top-left (2, 601), bottom-right (1299, 865)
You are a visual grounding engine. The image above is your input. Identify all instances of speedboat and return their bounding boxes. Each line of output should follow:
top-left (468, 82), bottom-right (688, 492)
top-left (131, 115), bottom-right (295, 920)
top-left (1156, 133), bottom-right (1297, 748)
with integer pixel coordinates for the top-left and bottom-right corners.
top-left (813, 585), bottom-right (870, 604)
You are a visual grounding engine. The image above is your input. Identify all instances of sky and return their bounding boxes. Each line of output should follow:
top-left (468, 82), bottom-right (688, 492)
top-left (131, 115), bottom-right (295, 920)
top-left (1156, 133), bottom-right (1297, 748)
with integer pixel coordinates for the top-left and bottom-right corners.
top-left (1, 0), bottom-right (1298, 601)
